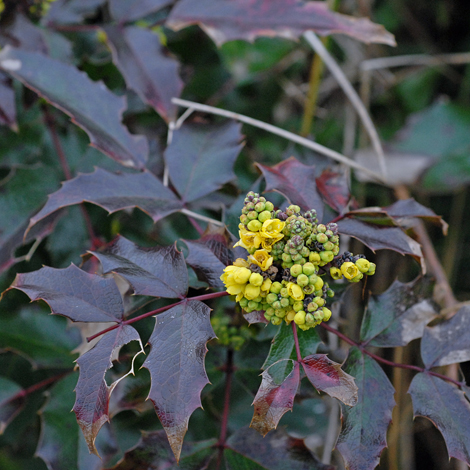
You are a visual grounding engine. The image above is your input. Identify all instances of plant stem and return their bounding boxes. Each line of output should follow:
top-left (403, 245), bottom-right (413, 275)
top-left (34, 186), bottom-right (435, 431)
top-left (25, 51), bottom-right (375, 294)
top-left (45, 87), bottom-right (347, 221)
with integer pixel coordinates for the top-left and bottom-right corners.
top-left (320, 322), bottom-right (465, 388)
top-left (86, 291), bottom-right (229, 342)
top-left (291, 322), bottom-right (302, 362)
top-left (13, 371), bottom-right (71, 401)
top-left (216, 348), bottom-right (234, 469)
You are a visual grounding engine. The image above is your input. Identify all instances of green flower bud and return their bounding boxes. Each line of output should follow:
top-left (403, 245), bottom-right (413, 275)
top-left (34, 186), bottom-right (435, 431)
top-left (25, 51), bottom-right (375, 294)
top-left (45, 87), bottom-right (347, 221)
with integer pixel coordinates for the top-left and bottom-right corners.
top-left (283, 261), bottom-right (294, 269)
top-left (327, 289), bottom-right (335, 298)
top-left (322, 307), bottom-right (332, 321)
top-left (280, 288), bottom-right (289, 298)
top-left (297, 274), bottom-right (309, 287)
top-left (313, 296), bottom-right (325, 307)
top-left (355, 258), bottom-right (370, 273)
top-left (319, 251), bottom-right (334, 263)
top-left (247, 210), bottom-right (258, 220)
top-left (240, 214), bottom-right (248, 224)
top-left (292, 253), bottom-right (303, 262)
top-left (248, 300), bottom-right (259, 310)
top-left (317, 224), bottom-right (327, 233)
top-left (272, 300), bottom-right (282, 310)
top-left (293, 301), bottom-right (304, 312)
top-left (290, 264), bottom-right (303, 277)
top-left (303, 285), bottom-right (315, 295)
top-left (266, 293), bottom-right (278, 304)
top-left (239, 298), bottom-right (249, 308)
top-left (266, 307), bottom-right (275, 315)
top-left (323, 241), bottom-right (334, 251)
top-left (264, 312), bottom-right (272, 321)
top-left (302, 262), bottom-right (316, 276)
top-left (350, 272), bottom-right (364, 283)
top-left (247, 219), bottom-right (262, 232)
top-left (317, 233), bottom-right (328, 244)
top-left (265, 201), bottom-right (274, 212)
top-left (314, 277), bottom-right (324, 291)
top-left (305, 313), bottom-right (315, 325)
top-left (333, 246), bottom-right (340, 255)
top-left (307, 302), bottom-right (318, 312)
top-left (309, 252), bottom-right (321, 264)
top-left (258, 210), bottom-right (272, 223)
top-left (308, 274), bottom-right (318, 285)
top-left (270, 282), bottom-right (282, 294)
top-left (294, 311), bottom-right (306, 325)
top-left (367, 262), bottom-right (376, 276)
top-left (255, 201), bottom-right (266, 212)
top-left (282, 253), bottom-right (292, 263)
top-left (272, 316), bottom-right (283, 325)
top-left (280, 298), bottom-right (290, 308)
top-left (313, 310), bottom-right (323, 322)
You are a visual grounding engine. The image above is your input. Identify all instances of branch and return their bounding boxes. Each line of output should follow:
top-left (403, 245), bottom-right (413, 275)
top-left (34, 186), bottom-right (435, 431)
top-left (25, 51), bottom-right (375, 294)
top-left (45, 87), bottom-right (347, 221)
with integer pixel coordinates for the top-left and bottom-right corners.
top-left (303, 31), bottom-right (387, 179)
top-left (172, 98), bottom-right (385, 183)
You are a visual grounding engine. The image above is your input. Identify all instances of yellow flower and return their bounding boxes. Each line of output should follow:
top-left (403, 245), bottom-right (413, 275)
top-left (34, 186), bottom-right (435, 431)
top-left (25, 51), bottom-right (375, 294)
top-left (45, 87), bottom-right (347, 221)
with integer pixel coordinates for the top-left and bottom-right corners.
top-left (245, 284), bottom-right (261, 300)
top-left (287, 282), bottom-right (304, 301)
top-left (341, 262), bottom-right (359, 280)
top-left (261, 219), bottom-right (285, 238)
top-left (261, 278), bottom-right (272, 292)
top-left (234, 226), bottom-right (262, 250)
top-left (260, 232), bottom-right (284, 251)
top-left (233, 258), bottom-right (250, 268)
top-left (248, 249), bottom-right (273, 271)
top-left (220, 265), bottom-right (251, 296)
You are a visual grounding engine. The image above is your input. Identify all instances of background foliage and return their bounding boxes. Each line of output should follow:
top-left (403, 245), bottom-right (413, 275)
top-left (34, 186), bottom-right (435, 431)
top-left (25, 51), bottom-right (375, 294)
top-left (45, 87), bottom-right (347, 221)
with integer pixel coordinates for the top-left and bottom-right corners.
top-left (1, 0), bottom-right (470, 469)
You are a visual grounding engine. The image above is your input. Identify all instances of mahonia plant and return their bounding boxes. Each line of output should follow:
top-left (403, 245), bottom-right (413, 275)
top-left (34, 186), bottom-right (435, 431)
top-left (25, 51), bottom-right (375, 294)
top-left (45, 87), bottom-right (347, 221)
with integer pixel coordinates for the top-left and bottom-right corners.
top-left (221, 192), bottom-right (376, 330)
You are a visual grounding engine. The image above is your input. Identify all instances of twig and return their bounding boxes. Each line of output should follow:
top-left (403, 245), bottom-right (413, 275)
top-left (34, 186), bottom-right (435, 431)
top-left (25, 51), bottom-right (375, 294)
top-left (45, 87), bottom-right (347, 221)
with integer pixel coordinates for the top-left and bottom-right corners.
top-left (303, 31), bottom-right (387, 179)
top-left (12, 371), bottom-right (71, 401)
top-left (87, 291), bottom-right (229, 342)
top-left (291, 322), bottom-right (302, 362)
top-left (180, 208), bottom-right (225, 227)
top-left (172, 98), bottom-right (385, 183)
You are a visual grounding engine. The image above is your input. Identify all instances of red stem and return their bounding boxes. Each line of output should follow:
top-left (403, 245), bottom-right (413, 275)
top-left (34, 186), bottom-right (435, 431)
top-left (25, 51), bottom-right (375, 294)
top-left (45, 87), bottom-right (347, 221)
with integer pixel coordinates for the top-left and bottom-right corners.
top-left (216, 349), bottom-right (234, 469)
top-left (320, 322), bottom-right (465, 389)
top-left (291, 322), bottom-right (302, 362)
top-left (86, 291), bottom-right (229, 342)
top-left (187, 216), bottom-right (204, 236)
top-left (13, 371), bottom-right (71, 400)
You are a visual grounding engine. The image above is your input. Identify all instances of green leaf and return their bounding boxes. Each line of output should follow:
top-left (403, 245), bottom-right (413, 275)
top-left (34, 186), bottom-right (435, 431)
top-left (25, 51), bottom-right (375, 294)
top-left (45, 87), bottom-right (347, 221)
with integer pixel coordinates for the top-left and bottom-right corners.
top-left (225, 426), bottom-right (334, 470)
top-left (164, 121), bottom-right (244, 203)
top-left (143, 300), bottom-right (216, 462)
top-left (104, 25), bottom-right (183, 122)
top-left (336, 347), bottom-right (396, 470)
top-left (109, 430), bottom-right (216, 470)
top-left (0, 306), bottom-right (80, 369)
top-left (9, 264), bottom-right (124, 323)
top-left (360, 277), bottom-right (437, 347)
top-left (409, 373), bottom-right (470, 464)
top-left (0, 377), bottom-right (24, 434)
top-left (0, 47), bottom-right (148, 169)
top-left (262, 321), bottom-right (322, 373)
top-left (90, 235), bottom-right (188, 299)
top-left (27, 168), bottom-right (184, 233)
top-left (167, 0), bottom-right (395, 46)
top-left (36, 373), bottom-right (118, 470)
top-left (421, 306), bottom-right (470, 368)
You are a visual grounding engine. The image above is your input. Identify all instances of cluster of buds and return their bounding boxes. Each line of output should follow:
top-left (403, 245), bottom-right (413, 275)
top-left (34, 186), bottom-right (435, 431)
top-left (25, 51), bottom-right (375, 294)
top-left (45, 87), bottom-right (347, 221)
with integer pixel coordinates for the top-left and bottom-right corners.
top-left (220, 193), bottom-right (376, 331)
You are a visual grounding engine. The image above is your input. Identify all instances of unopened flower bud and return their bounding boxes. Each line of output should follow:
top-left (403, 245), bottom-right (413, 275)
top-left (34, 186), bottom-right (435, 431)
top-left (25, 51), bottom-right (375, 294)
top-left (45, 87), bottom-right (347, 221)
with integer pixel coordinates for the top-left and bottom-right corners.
top-left (322, 307), bottom-right (332, 321)
top-left (317, 233), bottom-right (328, 244)
top-left (255, 201), bottom-right (266, 212)
top-left (309, 252), bottom-right (321, 264)
top-left (297, 274), bottom-right (309, 287)
top-left (355, 258), bottom-right (370, 273)
top-left (270, 282), bottom-right (282, 294)
top-left (258, 211), bottom-right (272, 223)
top-left (247, 220), bottom-right (262, 232)
top-left (317, 224), bottom-right (326, 233)
top-left (290, 264), bottom-right (303, 277)
top-left (294, 311), bottom-right (306, 325)
top-left (302, 262), bottom-right (316, 276)
top-left (319, 251), bottom-right (334, 263)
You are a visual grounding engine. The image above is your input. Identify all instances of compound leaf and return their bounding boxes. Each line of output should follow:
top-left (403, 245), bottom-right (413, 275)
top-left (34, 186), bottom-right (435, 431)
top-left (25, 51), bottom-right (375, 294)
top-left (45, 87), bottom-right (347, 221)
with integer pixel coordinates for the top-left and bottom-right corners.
top-left (8, 264), bottom-right (124, 323)
top-left (90, 235), bottom-right (188, 299)
top-left (302, 354), bottom-right (358, 406)
top-left (27, 168), bottom-right (183, 233)
top-left (250, 360), bottom-right (300, 436)
top-left (336, 347), bottom-right (395, 470)
top-left (143, 300), bottom-right (216, 461)
top-left (0, 47), bottom-right (148, 169)
top-left (409, 373), bottom-right (470, 464)
top-left (109, 0), bottom-right (174, 23)
top-left (104, 25), bottom-right (182, 122)
top-left (360, 277), bottom-right (437, 347)
top-left (257, 157), bottom-right (324, 221)
top-left (336, 218), bottom-right (424, 269)
top-left (165, 121), bottom-right (244, 203)
top-left (73, 325), bottom-right (143, 455)
top-left (109, 430), bottom-right (216, 470)
top-left (0, 377), bottom-right (24, 435)
top-left (184, 224), bottom-right (235, 289)
top-left (225, 426), bottom-right (334, 470)
top-left (421, 306), bottom-right (470, 368)
top-left (167, 0), bottom-right (395, 46)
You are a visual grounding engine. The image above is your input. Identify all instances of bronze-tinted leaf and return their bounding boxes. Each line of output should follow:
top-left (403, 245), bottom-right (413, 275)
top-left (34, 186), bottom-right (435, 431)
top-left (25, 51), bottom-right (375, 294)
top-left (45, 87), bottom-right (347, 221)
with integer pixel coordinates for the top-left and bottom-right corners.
top-left (27, 168), bottom-right (183, 234)
top-left (167, 0), bottom-right (395, 46)
top-left (336, 217), bottom-right (424, 269)
top-left (250, 360), bottom-right (300, 436)
top-left (225, 426), bottom-right (334, 470)
top-left (0, 378), bottom-right (24, 434)
top-left (73, 324), bottom-right (143, 455)
top-left (421, 306), bottom-right (470, 368)
top-left (104, 25), bottom-right (182, 122)
top-left (336, 347), bottom-right (395, 470)
top-left (109, 0), bottom-right (174, 23)
top-left (90, 235), bottom-right (188, 299)
top-left (302, 354), bottom-right (357, 406)
top-left (360, 277), bottom-right (437, 347)
top-left (184, 224), bottom-right (235, 289)
top-left (165, 121), bottom-right (244, 203)
top-left (315, 169), bottom-right (350, 213)
top-left (41, 0), bottom-right (106, 25)
top-left (257, 157), bottom-right (324, 220)
top-left (243, 310), bottom-right (269, 325)
top-left (8, 264), bottom-right (124, 323)
top-left (0, 47), bottom-right (148, 169)
top-left (409, 373), bottom-right (470, 464)
top-left (143, 300), bottom-right (216, 461)
top-left (110, 430), bottom-right (216, 470)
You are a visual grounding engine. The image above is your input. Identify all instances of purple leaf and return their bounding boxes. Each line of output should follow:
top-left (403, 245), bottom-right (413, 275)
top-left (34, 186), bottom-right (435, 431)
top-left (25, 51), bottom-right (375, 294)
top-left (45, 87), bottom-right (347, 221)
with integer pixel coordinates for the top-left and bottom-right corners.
top-left (104, 25), bottom-right (182, 122)
top-left (90, 235), bottom-right (188, 299)
top-left (109, 0), bottom-right (175, 24)
top-left (73, 324), bottom-right (143, 455)
top-left (41, 0), bottom-right (106, 25)
top-left (0, 72), bottom-right (16, 129)
top-left (165, 121), bottom-right (244, 203)
top-left (243, 310), bottom-right (269, 325)
top-left (143, 300), bottom-right (216, 461)
top-left (250, 360), bottom-right (300, 436)
top-left (9, 264), bottom-right (124, 323)
top-left (315, 169), bottom-right (350, 213)
top-left (0, 47), bottom-right (148, 169)
top-left (257, 157), bottom-right (324, 220)
top-left (336, 217), bottom-right (424, 269)
top-left (409, 373), bottom-right (470, 464)
top-left (27, 168), bottom-right (183, 235)
top-left (360, 277), bottom-right (437, 347)
top-left (336, 347), bottom-right (395, 470)
top-left (167, 0), bottom-right (395, 46)
top-left (302, 354), bottom-right (357, 406)
top-left (421, 306), bottom-right (470, 368)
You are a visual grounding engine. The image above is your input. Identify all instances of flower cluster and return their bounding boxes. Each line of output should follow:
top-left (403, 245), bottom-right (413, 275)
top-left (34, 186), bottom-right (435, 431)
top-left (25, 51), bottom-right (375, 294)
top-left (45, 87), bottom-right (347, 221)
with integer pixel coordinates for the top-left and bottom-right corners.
top-left (220, 192), bottom-right (376, 331)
